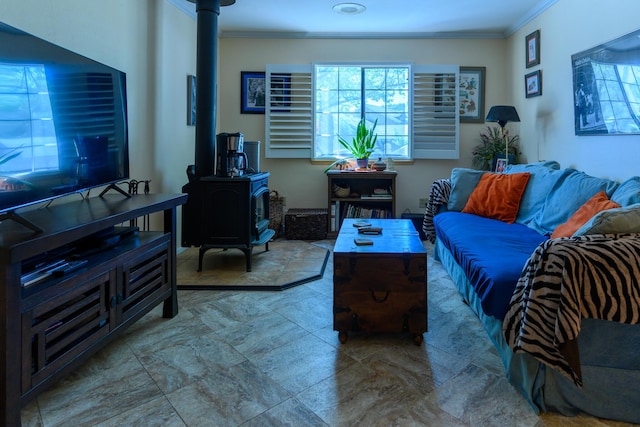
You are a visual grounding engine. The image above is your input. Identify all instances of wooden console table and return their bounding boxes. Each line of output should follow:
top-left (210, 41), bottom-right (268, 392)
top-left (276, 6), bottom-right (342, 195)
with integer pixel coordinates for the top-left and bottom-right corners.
top-left (0, 193), bottom-right (187, 426)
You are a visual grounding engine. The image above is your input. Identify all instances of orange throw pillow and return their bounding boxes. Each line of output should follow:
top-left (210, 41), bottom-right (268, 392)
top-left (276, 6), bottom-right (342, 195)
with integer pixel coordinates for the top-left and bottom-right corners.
top-left (551, 191), bottom-right (621, 238)
top-left (462, 172), bottom-right (530, 223)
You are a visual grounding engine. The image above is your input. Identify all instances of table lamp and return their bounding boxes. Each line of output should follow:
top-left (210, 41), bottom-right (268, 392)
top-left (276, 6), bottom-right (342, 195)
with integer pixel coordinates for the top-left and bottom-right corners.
top-left (485, 105), bottom-right (520, 167)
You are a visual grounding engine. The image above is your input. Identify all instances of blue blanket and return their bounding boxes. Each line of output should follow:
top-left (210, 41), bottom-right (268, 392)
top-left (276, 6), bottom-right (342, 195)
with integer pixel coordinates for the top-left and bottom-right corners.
top-left (433, 212), bottom-right (548, 319)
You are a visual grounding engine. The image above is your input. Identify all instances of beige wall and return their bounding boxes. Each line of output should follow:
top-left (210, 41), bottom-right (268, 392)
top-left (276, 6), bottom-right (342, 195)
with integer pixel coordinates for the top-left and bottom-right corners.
top-left (218, 37), bottom-right (507, 213)
top-left (506, 0), bottom-right (640, 182)
top-left (3, 0), bottom-right (639, 237)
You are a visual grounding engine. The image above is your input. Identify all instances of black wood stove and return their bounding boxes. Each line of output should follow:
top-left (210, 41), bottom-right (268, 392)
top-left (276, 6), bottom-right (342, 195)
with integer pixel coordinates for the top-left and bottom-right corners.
top-left (180, 0), bottom-right (275, 271)
top-left (181, 172), bottom-right (274, 272)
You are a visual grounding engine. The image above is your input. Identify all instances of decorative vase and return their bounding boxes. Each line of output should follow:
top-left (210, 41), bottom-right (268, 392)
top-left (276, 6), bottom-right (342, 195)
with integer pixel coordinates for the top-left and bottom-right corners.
top-left (356, 158), bottom-right (369, 169)
top-left (372, 157), bottom-right (386, 171)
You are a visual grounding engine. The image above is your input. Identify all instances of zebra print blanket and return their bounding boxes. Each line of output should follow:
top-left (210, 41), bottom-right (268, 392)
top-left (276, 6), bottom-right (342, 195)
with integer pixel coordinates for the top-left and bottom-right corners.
top-left (503, 233), bottom-right (640, 387)
top-left (422, 178), bottom-right (452, 243)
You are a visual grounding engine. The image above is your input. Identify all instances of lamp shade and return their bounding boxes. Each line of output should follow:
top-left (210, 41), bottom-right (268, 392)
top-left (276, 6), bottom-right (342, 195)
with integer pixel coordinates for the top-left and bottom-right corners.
top-left (486, 105), bottom-right (520, 128)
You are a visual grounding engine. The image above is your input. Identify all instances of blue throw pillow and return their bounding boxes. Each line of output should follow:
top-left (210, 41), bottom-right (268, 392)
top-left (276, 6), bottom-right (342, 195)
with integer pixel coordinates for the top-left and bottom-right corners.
top-left (611, 176), bottom-right (640, 206)
top-left (505, 161), bottom-right (562, 226)
top-left (447, 168), bottom-right (486, 211)
top-left (528, 169), bottom-right (620, 235)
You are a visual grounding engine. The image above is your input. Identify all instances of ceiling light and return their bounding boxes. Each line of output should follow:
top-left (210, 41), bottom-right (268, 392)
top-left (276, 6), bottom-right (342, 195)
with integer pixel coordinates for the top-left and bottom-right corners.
top-left (187, 0), bottom-right (236, 5)
top-left (332, 3), bottom-right (366, 15)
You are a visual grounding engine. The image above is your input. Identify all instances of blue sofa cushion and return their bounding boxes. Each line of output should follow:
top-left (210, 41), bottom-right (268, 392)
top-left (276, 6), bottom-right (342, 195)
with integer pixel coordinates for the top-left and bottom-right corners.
top-left (611, 176), bottom-right (640, 206)
top-left (504, 161), bottom-right (562, 226)
top-left (447, 168), bottom-right (486, 211)
top-left (528, 169), bottom-right (619, 236)
top-left (434, 211), bottom-right (548, 319)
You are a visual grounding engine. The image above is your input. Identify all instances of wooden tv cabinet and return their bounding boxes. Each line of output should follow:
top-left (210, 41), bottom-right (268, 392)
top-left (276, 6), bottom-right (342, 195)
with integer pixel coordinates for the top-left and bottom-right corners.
top-left (0, 193), bottom-right (187, 426)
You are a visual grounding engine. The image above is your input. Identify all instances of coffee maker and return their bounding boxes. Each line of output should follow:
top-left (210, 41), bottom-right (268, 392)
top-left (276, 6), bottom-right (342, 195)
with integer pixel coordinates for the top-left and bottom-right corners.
top-left (216, 132), bottom-right (248, 177)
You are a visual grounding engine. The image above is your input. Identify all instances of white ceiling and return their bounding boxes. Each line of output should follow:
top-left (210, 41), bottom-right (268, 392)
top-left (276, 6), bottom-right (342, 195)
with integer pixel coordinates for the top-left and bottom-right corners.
top-left (168, 0), bottom-right (557, 38)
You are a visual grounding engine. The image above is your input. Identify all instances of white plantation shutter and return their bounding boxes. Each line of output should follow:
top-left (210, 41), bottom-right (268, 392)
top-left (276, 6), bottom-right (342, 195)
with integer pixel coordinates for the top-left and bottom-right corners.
top-left (412, 64), bottom-right (459, 159)
top-left (265, 64), bottom-right (313, 158)
top-left (265, 63), bottom-right (459, 159)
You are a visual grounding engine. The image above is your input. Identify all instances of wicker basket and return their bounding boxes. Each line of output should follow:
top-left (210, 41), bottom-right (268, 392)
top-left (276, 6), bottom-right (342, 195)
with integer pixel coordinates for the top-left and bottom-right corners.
top-left (269, 190), bottom-right (285, 237)
top-left (333, 184), bottom-right (350, 198)
top-left (285, 208), bottom-right (328, 240)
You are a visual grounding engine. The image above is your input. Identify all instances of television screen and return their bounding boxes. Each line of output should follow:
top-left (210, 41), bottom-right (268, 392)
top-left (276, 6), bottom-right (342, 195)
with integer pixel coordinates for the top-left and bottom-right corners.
top-left (0, 21), bottom-right (129, 216)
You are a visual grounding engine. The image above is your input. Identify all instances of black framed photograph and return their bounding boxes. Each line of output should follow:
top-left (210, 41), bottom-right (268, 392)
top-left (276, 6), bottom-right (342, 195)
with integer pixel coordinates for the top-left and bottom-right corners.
top-left (571, 28), bottom-right (640, 135)
top-left (241, 71), bottom-right (266, 114)
top-left (525, 70), bottom-right (542, 98)
top-left (187, 74), bottom-right (196, 126)
top-left (526, 30), bottom-right (540, 68)
top-left (459, 66), bottom-right (486, 123)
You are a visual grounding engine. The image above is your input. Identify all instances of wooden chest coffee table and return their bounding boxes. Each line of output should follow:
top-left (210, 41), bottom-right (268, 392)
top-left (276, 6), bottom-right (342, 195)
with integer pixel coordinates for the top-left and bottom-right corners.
top-left (333, 218), bottom-right (427, 345)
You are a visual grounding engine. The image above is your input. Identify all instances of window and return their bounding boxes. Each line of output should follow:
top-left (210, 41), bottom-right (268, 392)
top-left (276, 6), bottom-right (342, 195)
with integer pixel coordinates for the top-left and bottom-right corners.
top-left (0, 64), bottom-right (58, 174)
top-left (314, 64), bottom-right (410, 160)
top-left (590, 62), bottom-right (640, 133)
top-left (265, 63), bottom-right (459, 160)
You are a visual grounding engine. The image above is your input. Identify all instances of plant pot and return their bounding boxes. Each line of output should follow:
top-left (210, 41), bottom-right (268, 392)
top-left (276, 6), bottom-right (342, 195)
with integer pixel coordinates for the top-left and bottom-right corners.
top-left (356, 158), bottom-right (369, 169)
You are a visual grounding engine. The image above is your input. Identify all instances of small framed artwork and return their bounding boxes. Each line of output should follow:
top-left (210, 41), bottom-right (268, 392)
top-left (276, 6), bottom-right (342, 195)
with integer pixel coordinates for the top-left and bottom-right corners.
top-left (526, 30), bottom-right (541, 68)
top-left (525, 70), bottom-right (542, 98)
top-left (495, 158), bottom-right (507, 173)
top-left (459, 66), bottom-right (486, 123)
top-left (241, 71), bottom-right (266, 114)
top-left (187, 74), bottom-right (196, 126)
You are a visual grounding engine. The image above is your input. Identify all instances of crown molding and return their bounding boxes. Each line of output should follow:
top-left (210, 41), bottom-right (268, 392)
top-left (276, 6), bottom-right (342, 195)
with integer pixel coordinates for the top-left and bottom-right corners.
top-left (166, 0), bottom-right (557, 40)
top-left (218, 31), bottom-right (505, 40)
top-left (504, 0), bottom-right (558, 36)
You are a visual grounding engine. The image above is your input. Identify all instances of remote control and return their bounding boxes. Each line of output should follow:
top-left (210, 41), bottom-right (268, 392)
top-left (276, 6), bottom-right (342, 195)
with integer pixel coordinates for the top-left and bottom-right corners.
top-left (51, 260), bottom-right (89, 276)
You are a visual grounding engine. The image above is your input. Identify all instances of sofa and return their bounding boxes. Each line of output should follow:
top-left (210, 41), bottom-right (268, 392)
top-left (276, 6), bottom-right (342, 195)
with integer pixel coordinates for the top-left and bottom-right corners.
top-left (424, 161), bottom-right (640, 423)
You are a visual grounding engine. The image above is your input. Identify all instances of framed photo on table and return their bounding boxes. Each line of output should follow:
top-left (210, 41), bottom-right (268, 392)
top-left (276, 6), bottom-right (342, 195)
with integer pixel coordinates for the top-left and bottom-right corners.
top-left (459, 66), bottom-right (486, 123)
top-left (494, 158), bottom-right (507, 173)
top-left (526, 30), bottom-right (541, 68)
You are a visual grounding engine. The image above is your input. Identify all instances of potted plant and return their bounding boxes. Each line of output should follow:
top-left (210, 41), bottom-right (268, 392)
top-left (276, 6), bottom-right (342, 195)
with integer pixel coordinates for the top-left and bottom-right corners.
top-left (323, 117), bottom-right (379, 173)
top-left (0, 146), bottom-right (21, 166)
top-left (471, 126), bottom-right (520, 170)
top-left (338, 117), bottom-right (378, 169)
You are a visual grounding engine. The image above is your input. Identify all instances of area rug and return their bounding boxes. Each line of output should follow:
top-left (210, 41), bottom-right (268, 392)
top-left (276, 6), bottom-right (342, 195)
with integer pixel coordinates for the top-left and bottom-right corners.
top-left (176, 239), bottom-right (330, 291)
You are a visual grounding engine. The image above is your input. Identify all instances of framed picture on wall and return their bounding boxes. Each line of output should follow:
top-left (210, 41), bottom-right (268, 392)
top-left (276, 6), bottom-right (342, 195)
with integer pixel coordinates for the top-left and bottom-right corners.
top-left (187, 74), bottom-right (196, 126)
top-left (525, 70), bottom-right (542, 98)
top-left (241, 71), bottom-right (266, 114)
top-left (526, 30), bottom-right (541, 68)
top-left (459, 66), bottom-right (486, 123)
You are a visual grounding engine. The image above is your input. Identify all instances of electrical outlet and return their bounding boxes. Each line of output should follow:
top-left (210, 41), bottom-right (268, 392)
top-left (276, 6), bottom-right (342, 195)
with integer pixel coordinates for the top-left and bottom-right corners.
top-left (419, 198), bottom-right (428, 209)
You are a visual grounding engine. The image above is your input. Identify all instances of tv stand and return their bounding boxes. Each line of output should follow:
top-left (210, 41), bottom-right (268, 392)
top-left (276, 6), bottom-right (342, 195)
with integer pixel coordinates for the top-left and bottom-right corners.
top-left (0, 193), bottom-right (187, 426)
top-left (98, 182), bottom-right (132, 198)
top-left (0, 210), bottom-right (44, 233)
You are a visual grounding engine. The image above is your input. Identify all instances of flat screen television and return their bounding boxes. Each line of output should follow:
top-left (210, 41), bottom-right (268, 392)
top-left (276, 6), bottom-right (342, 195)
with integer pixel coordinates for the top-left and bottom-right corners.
top-left (0, 21), bottom-right (129, 231)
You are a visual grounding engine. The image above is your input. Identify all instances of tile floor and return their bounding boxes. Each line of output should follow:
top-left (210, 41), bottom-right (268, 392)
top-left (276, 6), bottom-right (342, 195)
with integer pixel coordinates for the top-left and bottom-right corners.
top-left (21, 241), bottom-right (637, 426)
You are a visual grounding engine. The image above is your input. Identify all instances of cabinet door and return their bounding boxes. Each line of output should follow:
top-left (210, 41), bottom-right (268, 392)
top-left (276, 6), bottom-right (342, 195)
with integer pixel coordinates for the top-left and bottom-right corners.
top-left (22, 271), bottom-right (112, 393)
top-left (116, 241), bottom-right (171, 325)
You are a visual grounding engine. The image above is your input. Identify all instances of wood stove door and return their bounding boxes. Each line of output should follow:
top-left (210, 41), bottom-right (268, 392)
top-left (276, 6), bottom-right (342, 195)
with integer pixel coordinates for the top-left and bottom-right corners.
top-left (202, 184), bottom-right (249, 245)
top-left (252, 185), bottom-right (270, 242)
